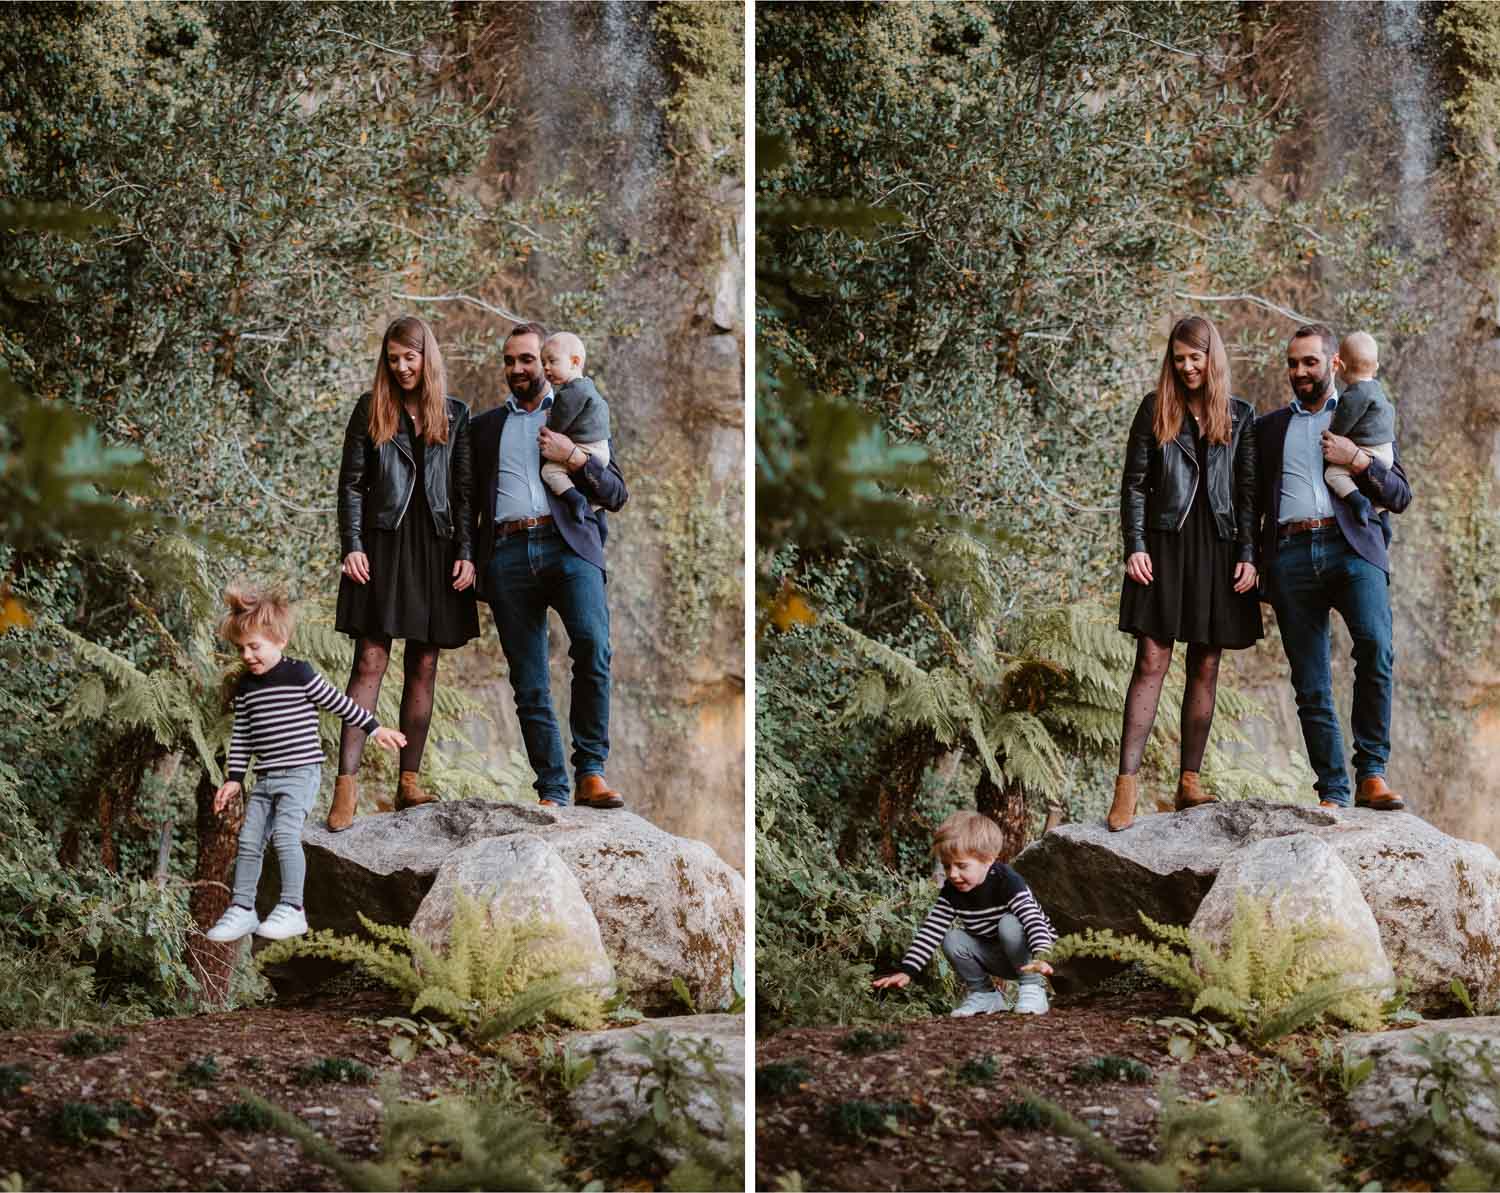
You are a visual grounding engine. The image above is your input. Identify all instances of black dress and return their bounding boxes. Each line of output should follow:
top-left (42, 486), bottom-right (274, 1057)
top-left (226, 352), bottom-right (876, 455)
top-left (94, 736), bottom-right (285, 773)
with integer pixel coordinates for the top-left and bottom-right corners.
top-left (335, 411), bottom-right (479, 649)
top-left (1118, 420), bottom-right (1263, 649)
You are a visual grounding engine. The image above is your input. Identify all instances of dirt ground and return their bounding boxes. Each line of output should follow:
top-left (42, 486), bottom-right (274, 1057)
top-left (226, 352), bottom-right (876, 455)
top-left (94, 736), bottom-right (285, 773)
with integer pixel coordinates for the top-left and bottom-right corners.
top-left (754, 985), bottom-right (1263, 1193)
top-left (0, 984), bottom-right (645, 1192)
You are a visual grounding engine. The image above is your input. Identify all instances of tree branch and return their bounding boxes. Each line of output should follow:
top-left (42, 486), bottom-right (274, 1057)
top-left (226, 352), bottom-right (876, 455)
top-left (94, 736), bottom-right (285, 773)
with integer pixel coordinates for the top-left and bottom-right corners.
top-left (394, 292), bottom-right (531, 323)
top-left (1173, 291), bottom-right (1318, 326)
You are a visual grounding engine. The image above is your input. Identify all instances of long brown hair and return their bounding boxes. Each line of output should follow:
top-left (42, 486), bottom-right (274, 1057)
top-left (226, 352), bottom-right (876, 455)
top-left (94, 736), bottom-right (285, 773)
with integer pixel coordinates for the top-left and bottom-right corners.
top-left (369, 316), bottom-right (449, 446)
top-left (1152, 315), bottom-right (1231, 446)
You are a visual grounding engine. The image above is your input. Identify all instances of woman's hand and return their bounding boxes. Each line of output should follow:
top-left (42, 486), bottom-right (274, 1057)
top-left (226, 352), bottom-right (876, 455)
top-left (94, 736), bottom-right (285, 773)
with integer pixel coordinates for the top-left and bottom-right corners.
top-left (370, 726), bottom-right (407, 752)
top-left (1232, 561), bottom-right (1258, 594)
top-left (872, 972), bottom-right (911, 990)
top-left (1124, 552), bottom-right (1154, 586)
top-left (342, 551), bottom-right (371, 584)
top-left (452, 559), bottom-right (475, 591)
top-left (538, 426), bottom-right (579, 466)
top-left (213, 780), bottom-right (242, 815)
top-left (1019, 959), bottom-right (1054, 977)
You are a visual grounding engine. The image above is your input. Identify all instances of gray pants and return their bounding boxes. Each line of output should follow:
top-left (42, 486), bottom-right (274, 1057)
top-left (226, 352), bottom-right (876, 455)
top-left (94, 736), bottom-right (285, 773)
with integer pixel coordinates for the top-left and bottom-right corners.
top-left (942, 918), bottom-right (1043, 992)
top-left (230, 764), bottom-right (321, 908)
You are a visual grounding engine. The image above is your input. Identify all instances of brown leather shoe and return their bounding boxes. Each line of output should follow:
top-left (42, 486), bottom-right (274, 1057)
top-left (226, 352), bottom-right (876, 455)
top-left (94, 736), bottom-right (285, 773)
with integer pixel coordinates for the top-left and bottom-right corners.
top-left (1107, 774), bottom-right (1137, 832)
top-left (396, 770), bottom-right (438, 811)
top-left (539, 798), bottom-right (563, 807)
top-left (1355, 775), bottom-right (1405, 811)
top-left (1174, 770), bottom-right (1217, 811)
top-left (328, 774), bottom-right (359, 832)
top-left (575, 774), bottom-right (625, 809)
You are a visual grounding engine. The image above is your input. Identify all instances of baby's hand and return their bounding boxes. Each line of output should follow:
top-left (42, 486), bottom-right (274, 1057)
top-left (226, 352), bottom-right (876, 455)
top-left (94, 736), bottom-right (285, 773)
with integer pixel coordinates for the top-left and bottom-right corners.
top-left (872, 972), bottom-right (911, 990)
top-left (370, 726), bottom-right (406, 752)
top-left (213, 780), bottom-right (242, 814)
top-left (1019, 960), bottom-right (1054, 977)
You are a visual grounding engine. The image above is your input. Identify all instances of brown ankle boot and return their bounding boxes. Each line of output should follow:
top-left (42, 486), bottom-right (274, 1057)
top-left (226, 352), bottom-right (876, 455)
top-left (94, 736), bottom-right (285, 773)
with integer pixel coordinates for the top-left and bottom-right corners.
top-left (328, 774), bottom-right (359, 832)
top-left (1107, 774), bottom-right (1137, 832)
top-left (396, 770), bottom-right (438, 810)
top-left (1174, 770), bottom-right (1217, 811)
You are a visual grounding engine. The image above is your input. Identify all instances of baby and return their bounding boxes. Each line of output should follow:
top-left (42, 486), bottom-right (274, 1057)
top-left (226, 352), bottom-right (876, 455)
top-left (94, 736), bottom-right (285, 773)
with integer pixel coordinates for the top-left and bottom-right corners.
top-left (205, 584), bottom-right (404, 943)
top-left (540, 331), bottom-right (611, 515)
top-left (1327, 330), bottom-right (1395, 519)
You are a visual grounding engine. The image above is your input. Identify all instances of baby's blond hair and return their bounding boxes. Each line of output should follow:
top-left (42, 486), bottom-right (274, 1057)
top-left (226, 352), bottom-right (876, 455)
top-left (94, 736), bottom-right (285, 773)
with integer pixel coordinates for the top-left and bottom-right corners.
top-left (218, 582), bottom-right (295, 645)
top-left (544, 331), bottom-right (586, 367)
top-left (1339, 331), bottom-right (1379, 377)
top-left (931, 810), bottom-right (1006, 864)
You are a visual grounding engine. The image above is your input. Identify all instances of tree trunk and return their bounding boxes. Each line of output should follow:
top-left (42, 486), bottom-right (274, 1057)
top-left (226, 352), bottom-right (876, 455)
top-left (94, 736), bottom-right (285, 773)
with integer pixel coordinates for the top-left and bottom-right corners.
top-left (841, 729), bottom-right (942, 867)
top-left (59, 728), bottom-right (163, 872)
top-left (188, 767), bottom-right (244, 1005)
top-left (976, 767), bottom-right (1029, 862)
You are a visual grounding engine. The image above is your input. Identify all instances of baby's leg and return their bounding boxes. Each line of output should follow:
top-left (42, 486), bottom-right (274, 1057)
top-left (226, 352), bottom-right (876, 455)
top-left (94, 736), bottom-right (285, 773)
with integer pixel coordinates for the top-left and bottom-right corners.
top-left (267, 764), bottom-right (322, 907)
top-left (942, 926), bottom-right (1011, 991)
top-left (996, 913), bottom-right (1041, 987)
top-left (541, 459), bottom-right (577, 496)
top-left (228, 785), bottom-right (276, 908)
top-left (1323, 462), bottom-right (1358, 498)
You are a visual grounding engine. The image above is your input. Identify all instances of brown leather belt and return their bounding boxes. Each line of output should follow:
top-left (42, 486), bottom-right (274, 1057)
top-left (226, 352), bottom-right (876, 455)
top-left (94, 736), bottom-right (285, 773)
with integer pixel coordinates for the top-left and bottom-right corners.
top-left (1279, 516), bottom-right (1337, 538)
top-left (496, 514), bottom-right (554, 539)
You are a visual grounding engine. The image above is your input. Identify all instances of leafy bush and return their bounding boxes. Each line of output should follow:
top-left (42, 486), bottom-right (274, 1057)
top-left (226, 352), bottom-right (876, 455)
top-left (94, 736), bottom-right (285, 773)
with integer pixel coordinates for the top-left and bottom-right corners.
top-left (756, 1061), bottom-right (810, 1097)
top-left (1071, 1055), bottom-right (1153, 1085)
top-left (60, 1031), bottom-right (125, 1058)
top-left (48, 1102), bottom-right (110, 1144)
top-left (955, 1054), bottom-right (998, 1086)
top-left (294, 1057), bottom-right (374, 1086)
top-left (992, 1098), bottom-right (1046, 1131)
top-left (178, 1056), bottom-right (219, 1087)
top-left (838, 1027), bottom-right (904, 1056)
top-left (830, 1099), bottom-right (917, 1140)
top-left (0, 1066), bottom-right (29, 1097)
top-left (216, 1100), bottom-right (276, 1132)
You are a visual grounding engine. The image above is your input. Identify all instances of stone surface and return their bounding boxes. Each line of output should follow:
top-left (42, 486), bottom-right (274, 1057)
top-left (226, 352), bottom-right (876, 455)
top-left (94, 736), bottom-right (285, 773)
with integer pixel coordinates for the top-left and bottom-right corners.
top-left (279, 800), bottom-right (744, 1012)
top-left (1342, 1018), bottom-right (1500, 1154)
top-left (1014, 800), bottom-right (1500, 1009)
top-left (408, 833), bottom-right (615, 997)
top-left (566, 1013), bottom-right (744, 1153)
top-left (1189, 833), bottom-right (1394, 998)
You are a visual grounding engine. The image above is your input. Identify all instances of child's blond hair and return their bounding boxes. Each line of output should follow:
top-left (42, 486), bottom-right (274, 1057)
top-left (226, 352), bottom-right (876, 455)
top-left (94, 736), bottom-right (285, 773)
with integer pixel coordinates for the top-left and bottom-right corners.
top-left (931, 810), bottom-right (1006, 864)
top-left (218, 582), bottom-right (295, 645)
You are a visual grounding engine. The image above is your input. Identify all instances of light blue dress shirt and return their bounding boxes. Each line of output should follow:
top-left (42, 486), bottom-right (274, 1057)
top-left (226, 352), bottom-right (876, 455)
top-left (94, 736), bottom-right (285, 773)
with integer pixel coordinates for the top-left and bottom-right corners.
top-left (1279, 393), bottom-right (1339, 523)
top-left (494, 390), bottom-right (554, 522)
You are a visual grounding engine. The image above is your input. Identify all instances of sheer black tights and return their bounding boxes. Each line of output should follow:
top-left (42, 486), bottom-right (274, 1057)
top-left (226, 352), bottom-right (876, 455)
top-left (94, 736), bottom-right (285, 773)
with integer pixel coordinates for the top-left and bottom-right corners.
top-left (1117, 637), bottom-right (1223, 776)
top-left (337, 636), bottom-right (441, 775)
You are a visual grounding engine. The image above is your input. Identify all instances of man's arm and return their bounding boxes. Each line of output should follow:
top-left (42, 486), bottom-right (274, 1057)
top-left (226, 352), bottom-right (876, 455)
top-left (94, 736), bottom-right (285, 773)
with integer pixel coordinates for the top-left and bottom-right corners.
top-left (1352, 448), bottom-right (1411, 513)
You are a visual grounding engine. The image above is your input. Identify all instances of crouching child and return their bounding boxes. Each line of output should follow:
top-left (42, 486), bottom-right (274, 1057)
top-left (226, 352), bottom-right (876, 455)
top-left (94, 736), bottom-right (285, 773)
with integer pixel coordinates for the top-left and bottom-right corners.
top-left (872, 810), bottom-right (1057, 1017)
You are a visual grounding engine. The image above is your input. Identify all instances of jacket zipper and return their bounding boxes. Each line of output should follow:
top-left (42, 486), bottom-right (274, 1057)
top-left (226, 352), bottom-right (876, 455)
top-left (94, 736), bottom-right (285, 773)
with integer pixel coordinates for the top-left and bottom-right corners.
top-left (392, 436), bottom-right (415, 529)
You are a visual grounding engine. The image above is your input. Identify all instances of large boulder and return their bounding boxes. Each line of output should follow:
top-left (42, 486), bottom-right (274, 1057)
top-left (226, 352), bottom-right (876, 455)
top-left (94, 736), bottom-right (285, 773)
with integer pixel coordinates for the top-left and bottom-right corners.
top-left (408, 833), bottom-right (615, 998)
top-left (261, 800), bottom-right (743, 1012)
top-left (1014, 800), bottom-right (1500, 1009)
top-left (1189, 833), bottom-right (1394, 999)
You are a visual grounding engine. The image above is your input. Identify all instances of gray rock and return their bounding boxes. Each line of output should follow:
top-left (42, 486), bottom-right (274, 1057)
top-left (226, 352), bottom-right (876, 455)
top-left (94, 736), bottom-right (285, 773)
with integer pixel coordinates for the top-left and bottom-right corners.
top-left (283, 800), bottom-right (743, 1012)
top-left (409, 833), bottom-right (615, 998)
top-left (1343, 1018), bottom-right (1500, 1153)
top-left (1013, 799), bottom-right (1500, 1008)
top-left (1190, 833), bottom-right (1394, 999)
top-left (566, 1014), bottom-right (744, 1155)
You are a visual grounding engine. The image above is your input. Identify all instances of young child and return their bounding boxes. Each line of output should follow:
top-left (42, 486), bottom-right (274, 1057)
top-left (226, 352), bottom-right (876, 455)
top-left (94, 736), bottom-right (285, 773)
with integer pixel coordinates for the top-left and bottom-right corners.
top-left (205, 584), bottom-right (405, 943)
top-left (1326, 330), bottom-right (1396, 519)
top-left (539, 331), bottom-right (611, 515)
top-left (873, 810), bottom-right (1058, 1016)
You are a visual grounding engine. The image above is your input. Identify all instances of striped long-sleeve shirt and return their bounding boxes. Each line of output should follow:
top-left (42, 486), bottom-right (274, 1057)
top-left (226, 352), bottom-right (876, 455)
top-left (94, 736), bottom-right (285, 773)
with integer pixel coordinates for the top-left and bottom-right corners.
top-left (898, 862), bottom-right (1058, 978)
top-left (226, 657), bottom-right (378, 782)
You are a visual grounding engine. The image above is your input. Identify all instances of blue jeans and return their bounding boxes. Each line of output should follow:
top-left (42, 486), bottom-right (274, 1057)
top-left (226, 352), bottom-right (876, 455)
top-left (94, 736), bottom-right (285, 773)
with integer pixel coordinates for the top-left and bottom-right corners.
top-left (485, 526), bottom-right (611, 805)
top-left (941, 920), bottom-right (1043, 991)
top-left (1265, 528), bottom-right (1393, 805)
top-left (230, 763), bottom-right (321, 908)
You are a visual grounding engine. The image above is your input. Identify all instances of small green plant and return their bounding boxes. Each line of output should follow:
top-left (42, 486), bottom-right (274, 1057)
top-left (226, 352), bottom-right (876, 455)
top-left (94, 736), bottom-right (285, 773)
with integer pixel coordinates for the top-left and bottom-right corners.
top-left (374, 1014), bottom-right (460, 1063)
top-left (104, 1099), bottom-right (152, 1127)
top-left (838, 1027), bottom-right (904, 1056)
top-left (1316, 1039), bottom-right (1375, 1095)
top-left (955, 1054), bottom-right (998, 1085)
top-left (617, 1030), bottom-right (744, 1192)
top-left (179, 1055), bottom-right (220, 1087)
top-left (0, 1065), bottom-right (29, 1096)
top-left (294, 1057), bottom-right (373, 1086)
top-left (1452, 977), bottom-right (1478, 1016)
top-left (1399, 1030), bottom-right (1500, 1187)
top-left (757, 1060), bottom-right (811, 1096)
top-left (537, 1040), bottom-right (595, 1093)
top-left (993, 1098), bottom-right (1046, 1130)
top-left (672, 976), bottom-right (699, 1014)
top-left (831, 1098), bottom-right (916, 1139)
top-left (1145, 1014), bottom-right (1232, 1061)
top-left (60, 1031), bottom-right (124, 1058)
top-left (1071, 1054), bottom-right (1152, 1084)
top-left (217, 1100), bottom-right (276, 1132)
top-left (49, 1102), bottom-right (111, 1144)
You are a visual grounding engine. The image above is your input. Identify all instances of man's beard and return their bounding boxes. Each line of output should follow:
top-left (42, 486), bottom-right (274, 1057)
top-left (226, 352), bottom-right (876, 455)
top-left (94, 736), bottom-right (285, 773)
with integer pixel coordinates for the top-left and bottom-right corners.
top-left (508, 372), bottom-right (544, 401)
top-left (1294, 368), bottom-right (1333, 401)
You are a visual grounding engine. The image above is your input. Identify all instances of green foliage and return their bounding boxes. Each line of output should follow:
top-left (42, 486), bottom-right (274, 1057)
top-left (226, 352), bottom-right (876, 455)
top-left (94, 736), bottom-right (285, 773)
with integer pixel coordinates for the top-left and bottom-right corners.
top-left (294, 1056), bottom-right (373, 1086)
top-left (178, 1055), bottom-right (219, 1087)
top-left (1071, 1055), bottom-right (1153, 1085)
top-left (955, 1054), bottom-right (998, 1086)
top-left (756, 1060), bottom-right (810, 1097)
top-left (838, 1027), bottom-right (904, 1056)
top-left (653, 1), bottom-right (744, 177)
top-left (536, 1040), bottom-right (594, 1094)
top-left (256, 894), bottom-right (605, 1038)
top-left (1048, 897), bottom-right (1385, 1046)
top-left (48, 1100), bottom-right (151, 1144)
top-left (1399, 1032), bottom-right (1500, 1189)
top-left (1315, 1038), bottom-right (1375, 1096)
top-left (617, 1030), bottom-right (744, 1193)
top-left (216, 1100), bottom-right (276, 1132)
top-left (0, 1065), bottom-right (29, 1097)
top-left (60, 1031), bottom-right (125, 1058)
top-left (992, 1098), bottom-right (1046, 1131)
top-left (830, 1098), bottom-right (917, 1140)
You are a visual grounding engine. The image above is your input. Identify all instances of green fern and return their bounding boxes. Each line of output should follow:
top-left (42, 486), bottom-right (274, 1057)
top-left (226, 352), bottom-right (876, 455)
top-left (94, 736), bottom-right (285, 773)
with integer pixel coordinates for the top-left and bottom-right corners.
top-left (255, 892), bottom-right (605, 1035)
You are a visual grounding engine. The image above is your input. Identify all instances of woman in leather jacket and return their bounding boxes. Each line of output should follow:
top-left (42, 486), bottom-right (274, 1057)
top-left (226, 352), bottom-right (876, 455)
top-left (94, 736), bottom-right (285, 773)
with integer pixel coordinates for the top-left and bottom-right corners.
top-left (330, 315), bottom-right (478, 830)
top-left (1110, 315), bottom-right (1261, 832)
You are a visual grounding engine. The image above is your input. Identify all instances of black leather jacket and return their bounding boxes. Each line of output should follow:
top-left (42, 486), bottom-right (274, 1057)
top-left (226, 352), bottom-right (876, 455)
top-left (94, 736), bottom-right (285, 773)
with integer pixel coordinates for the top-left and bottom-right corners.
top-left (338, 393), bottom-right (473, 560)
top-left (1120, 392), bottom-right (1257, 564)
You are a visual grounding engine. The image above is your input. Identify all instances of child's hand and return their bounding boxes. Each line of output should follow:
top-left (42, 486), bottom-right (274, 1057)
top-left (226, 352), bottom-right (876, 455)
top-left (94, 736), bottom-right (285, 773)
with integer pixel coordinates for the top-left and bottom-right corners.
top-left (872, 972), bottom-right (911, 990)
top-left (1019, 960), bottom-right (1054, 977)
top-left (213, 780), bottom-right (242, 814)
top-left (370, 725), bottom-right (406, 752)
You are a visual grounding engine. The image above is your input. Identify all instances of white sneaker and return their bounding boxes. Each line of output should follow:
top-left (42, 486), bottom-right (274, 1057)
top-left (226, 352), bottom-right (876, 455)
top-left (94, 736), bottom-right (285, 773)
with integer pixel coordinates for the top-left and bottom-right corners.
top-left (205, 905), bottom-right (260, 942)
top-left (1015, 983), bottom-right (1050, 1015)
top-left (951, 990), bottom-right (1010, 1018)
top-left (254, 904), bottom-right (308, 940)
